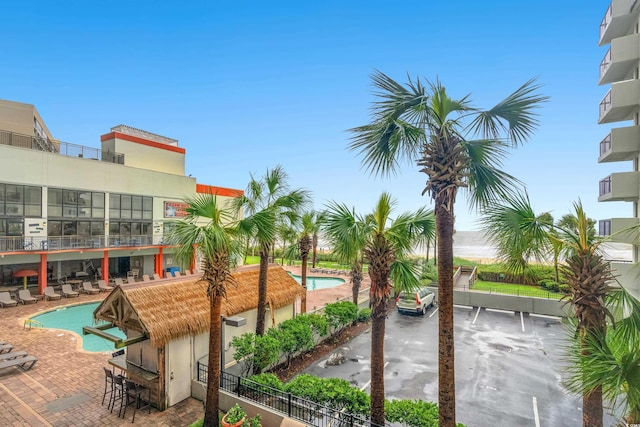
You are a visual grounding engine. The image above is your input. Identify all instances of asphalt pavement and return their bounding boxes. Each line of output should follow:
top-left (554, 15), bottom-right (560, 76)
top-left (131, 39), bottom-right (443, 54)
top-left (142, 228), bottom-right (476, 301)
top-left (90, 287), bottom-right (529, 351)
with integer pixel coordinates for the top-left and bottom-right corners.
top-left (302, 304), bottom-right (620, 427)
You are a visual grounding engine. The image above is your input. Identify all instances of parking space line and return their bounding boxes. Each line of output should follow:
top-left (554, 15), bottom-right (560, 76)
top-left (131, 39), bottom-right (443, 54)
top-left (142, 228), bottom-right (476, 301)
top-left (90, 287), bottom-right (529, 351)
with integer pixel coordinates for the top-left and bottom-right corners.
top-left (429, 307), bottom-right (438, 318)
top-left (520, 311), bottom-right (525, 332)
top-left (454, 304), bottom-right (474, 310)
top-left (472, 307), bottom-right (481, 324)
top-left (532, 396), bottom-right (540, 427)
top-left (530, 313), bottom-right (562, 321)
top-left (485, 308), bottom-right (515, 315)
top-left (360, 362), bottom-right (389, 391)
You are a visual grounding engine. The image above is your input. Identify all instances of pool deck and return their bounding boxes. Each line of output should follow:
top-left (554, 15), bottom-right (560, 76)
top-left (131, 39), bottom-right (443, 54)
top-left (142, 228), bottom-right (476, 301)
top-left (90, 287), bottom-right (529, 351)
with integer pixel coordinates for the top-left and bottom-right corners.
top-left (0, 267), bottom-right (368, 426)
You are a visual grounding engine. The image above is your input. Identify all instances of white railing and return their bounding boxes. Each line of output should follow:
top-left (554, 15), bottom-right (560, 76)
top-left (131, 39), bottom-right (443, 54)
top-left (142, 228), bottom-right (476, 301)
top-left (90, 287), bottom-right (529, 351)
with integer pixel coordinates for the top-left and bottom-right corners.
top-left (600, 48), bottom-right (612, 80)
top-left (600, 90), bottom-right (612, 120)
top-left (0, 234), bottom-right (155, 252)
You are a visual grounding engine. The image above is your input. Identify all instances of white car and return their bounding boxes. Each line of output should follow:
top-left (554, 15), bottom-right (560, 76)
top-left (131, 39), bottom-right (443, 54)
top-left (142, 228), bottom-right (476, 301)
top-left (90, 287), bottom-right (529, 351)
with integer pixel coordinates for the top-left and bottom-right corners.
top-left (396, 287), bottom-right (435, 315)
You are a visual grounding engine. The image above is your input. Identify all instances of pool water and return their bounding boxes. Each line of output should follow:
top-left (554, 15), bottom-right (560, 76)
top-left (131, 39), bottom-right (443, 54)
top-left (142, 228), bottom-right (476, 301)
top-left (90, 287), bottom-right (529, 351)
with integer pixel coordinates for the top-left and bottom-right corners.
top-left (31, 302), bottom-right (126, 353)
top-left (288, 273), bottom-right (345, 290)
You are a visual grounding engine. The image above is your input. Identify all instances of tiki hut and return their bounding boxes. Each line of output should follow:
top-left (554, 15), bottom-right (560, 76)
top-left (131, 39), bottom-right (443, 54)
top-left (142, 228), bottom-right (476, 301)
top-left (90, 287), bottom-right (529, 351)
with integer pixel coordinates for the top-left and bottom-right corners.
top-left (89, 264), bottom-right (303, 410)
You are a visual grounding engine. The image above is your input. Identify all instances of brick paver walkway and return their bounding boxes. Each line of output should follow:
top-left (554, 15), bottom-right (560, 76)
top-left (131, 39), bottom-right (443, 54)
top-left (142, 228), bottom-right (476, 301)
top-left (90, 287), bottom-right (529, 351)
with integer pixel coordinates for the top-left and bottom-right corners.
top-left (0, 268), bottom-right (367, 426)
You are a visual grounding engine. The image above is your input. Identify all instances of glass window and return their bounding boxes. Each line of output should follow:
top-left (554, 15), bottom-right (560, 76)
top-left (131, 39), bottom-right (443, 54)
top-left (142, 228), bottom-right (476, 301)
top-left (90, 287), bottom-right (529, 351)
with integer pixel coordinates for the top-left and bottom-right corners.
top-left (132, 196), bottom-right (142, 210)
top-left (48, 221), bottom-right (62, 236)
top-left (121, 209), bottom-right (131, 219)
top-left (48, 188), bottom-right (62, 205)
top-left (48, 206), bottom-right (62, 217)
top-left (63, 206), bottom-right (77, 217)
top-left (0, 219), bottom-right (5, 235)
top-left (6, 185), bottom-right (23, 202)
top-left (78, 207), bottom-right (91, 218)
top-left (25, 205), bottom-right (41, 217)
top-left (143, 211), bottom-right (152, 220)
top-left (121, 195), bottom-right (131, 210)
top-left (78, 192), bottom-right (91, 207)
top-left (131, 222), bottom-right (141, 235)
top-left (63, 189), bottom-right (76, 204)
top-left (25, 187), bottom-right (41, 204)
top-left (77, 221), bottom-right (91, 236)
top-left (132, 210), bottom-right (142, 219)
top-left (92, 208), bottom-right (104, 218)
top-left (109, 208), bottom-right (120, 219)
top-left (7, 219), bottom-right (22, 235)
top-left (63, 221), bottom-right (76, 235)
top-left (0, 202), bottom-right (4, 216)
top-left (119, 223), bottom-right (131, 235)
top-left (91, 222), bottom-right (104, 236)
top-left (142, 223), bottom-right (152, 235)
top-left (109, 222), bottom-right (120, 234)
top-left (110, 194), bottom-right (120, 209)
top-left (143, 197), bottom-right (152, 211)
top-left (93, 193), bottom-right (104, 208)
top-left (0, 184), bottom-right (4, 200)
top-left (6, 203), bottom-right (23, 216)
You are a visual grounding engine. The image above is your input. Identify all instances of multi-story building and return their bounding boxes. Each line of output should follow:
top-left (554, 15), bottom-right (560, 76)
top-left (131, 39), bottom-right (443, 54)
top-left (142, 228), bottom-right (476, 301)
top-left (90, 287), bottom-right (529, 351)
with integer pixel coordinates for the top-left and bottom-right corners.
top-left (0, 99), bottom-right (243, 294)
top-left (598, 0), bottom-right (640, 297)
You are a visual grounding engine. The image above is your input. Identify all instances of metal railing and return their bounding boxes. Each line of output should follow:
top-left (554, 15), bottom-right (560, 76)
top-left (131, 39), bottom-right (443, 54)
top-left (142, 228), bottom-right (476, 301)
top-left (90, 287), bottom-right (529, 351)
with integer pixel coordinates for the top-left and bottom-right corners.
top-left (0, 129), bottom-right (124, 164)
top-left (197, 370), bottom-right (384, 427)
top-left (600, 90), bottom-right (612, 120)
top-left (600, 48), bottom-right (612, 80)
top-left (0, 234), bottom-right (155, 252)
top-left (599, 176), bottom-right (613, 197)
top-left (600, 3), bottom-right (613, 41)
top-left (600, 133), bottom-right (612, 157)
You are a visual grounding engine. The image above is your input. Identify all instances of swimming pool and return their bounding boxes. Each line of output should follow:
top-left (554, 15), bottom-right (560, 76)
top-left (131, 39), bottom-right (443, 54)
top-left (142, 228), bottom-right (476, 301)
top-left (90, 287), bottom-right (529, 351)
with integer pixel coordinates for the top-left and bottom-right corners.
top-left (288, 273), bottom-right (345, 290)
top-left (31, 302), bottom-right (126, 353)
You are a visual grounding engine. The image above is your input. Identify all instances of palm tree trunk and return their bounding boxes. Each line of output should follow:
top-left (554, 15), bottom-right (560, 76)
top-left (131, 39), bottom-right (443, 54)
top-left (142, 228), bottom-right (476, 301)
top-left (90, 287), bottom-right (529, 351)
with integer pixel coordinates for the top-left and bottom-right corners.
top-left (370, 302), bottom-right (386, 426)
top-left (312, 233), bottom-right (318, 269)
top-left (582, 383), bottom-right (603, 427)
top-left (351, 263), bottom-right (362, 306)
top-left (256, 243), bottom-right (269, 336)
top-left (301, 253), bottom-right (308, 313)
top-left (436, 200), bottom-right (456, 427)
top-left (203, 295), bottom-right (222, 427)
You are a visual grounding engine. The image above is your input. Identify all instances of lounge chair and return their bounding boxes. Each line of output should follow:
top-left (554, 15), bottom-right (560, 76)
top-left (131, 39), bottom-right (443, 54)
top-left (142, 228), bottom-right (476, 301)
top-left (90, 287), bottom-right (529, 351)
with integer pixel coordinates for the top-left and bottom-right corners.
top-left (0, 350), bottom-right (27, 361)
top-left (114, 278), bottom-right (124, 286)
top-left (173, 271), bottom-right (181, 277)
top-left (0, 292), bottom-right (18, 307)
top-left (98, 280), bottom-right (114, 292)
top-left (142, 274), bottom-right (150, 282)
top-left (61, 284), bottom-right (79, 298)
top-left (44, 286), bottom-right (62, 300)
top-left (0, 354), bottom-right (38, 371)
top-left (81, 282), bottom-right (100, 295)
top-left (0, 344), bottom-right (14, 354)
top-left (153, 273), bottom-right (161, 281)
top-left (184, 270), bottom-right (191, 276)
top-left (17, 290), bottom-right (38, 304)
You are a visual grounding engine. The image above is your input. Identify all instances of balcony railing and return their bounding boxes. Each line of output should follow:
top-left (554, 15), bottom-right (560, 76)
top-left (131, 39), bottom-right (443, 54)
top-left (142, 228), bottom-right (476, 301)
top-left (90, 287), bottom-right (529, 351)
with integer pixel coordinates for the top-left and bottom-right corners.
top-left (600, 133), bottom-right (612, 156)
top-left (599, 91), bottom-right (612, 120)
top-left (599, 176), bottom-right (613, 197)
top-left (600, 3), bottom-right (613, 41)
top-left (0, 129), bottom-right (124, 164)
top-left (600, 48), bottom-right (612, 80)
top-left (0, 234), bottom-right (155, 253)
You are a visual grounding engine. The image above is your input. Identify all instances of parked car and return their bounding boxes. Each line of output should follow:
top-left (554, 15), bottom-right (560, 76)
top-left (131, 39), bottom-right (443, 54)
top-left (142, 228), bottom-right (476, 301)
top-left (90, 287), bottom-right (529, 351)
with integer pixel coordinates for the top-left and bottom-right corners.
top-left (396, 287), bottom-right (435, 315)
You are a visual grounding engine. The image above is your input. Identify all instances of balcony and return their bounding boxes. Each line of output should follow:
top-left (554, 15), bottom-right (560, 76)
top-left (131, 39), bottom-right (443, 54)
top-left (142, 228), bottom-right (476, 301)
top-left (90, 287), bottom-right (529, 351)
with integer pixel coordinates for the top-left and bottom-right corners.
top-left (599, 218), bottom-right (640, 244)
top-left (599, 33), bottom-right (640, 85)
top-left (0, 234), bottom-right (157, 253)
top-left (599, 0), bottom-right (639, 46)
top-left (598, 80), bottom-right (640, 124)
top-left (598, 172), bottom-right (640, 202)
top-left (0, 129), bottom-right (124, 164)
top-left (598, 125), bottom-right (640, 162)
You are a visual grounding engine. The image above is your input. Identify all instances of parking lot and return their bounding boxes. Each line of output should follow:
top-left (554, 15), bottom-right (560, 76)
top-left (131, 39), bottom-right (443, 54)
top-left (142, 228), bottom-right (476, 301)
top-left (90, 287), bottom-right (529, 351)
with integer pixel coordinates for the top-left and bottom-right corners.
top-left (302, 305), bottom-right (619, 427)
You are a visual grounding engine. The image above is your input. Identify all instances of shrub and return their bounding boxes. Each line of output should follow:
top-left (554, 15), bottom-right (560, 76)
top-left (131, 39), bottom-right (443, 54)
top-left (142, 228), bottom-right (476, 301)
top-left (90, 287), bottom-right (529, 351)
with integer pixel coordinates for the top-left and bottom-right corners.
top-left (324, 301), bottom-right (358, 332)
top-left (244, 373), bottom-right (284, 393)
top-left (230, 332), bottom-right (280, 375)
top-left (295, 313), bottom-right (329, 341)
top-left (284, 374), bottom-right (370, 415)
top-left (558, 284), bottom-right (571, 294)
top-left (539, 279), bottom-right (560, 293)
top-left (385, 399), bottom-right (468, 427)
top-left (357, 308), bottom-right (372, 322)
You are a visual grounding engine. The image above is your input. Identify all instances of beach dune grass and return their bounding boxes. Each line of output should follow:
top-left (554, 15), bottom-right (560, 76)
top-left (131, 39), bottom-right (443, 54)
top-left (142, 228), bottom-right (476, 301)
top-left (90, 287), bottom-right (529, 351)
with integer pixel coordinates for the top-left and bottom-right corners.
top-left (472, 280), bottom-right (563, 300)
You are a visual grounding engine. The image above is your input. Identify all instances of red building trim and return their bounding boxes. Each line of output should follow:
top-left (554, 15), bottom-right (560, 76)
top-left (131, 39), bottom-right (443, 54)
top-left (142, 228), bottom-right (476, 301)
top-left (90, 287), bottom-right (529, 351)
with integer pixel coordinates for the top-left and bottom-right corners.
top-left (195, 184), bottom-right (244, 197)
top-left (100, 132), bottom-right (186, 154)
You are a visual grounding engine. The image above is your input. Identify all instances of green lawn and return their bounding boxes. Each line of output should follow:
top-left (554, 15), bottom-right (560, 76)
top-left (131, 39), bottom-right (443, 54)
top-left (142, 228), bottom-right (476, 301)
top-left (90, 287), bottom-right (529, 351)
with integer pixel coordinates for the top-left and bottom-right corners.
top-left (472, 280), bottom-right (564, 300)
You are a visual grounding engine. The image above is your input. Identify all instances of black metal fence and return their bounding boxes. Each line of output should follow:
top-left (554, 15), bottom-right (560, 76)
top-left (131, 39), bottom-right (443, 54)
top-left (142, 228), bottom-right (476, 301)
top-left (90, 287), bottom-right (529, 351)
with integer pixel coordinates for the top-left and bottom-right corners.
top-left (200, 369), bottom-right (384, 427)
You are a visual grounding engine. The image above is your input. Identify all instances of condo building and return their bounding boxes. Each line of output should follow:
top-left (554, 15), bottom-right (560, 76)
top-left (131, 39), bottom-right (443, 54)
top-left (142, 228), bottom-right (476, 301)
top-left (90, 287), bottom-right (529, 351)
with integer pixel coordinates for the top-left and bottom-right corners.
top-left (598, 0), bottom-right (640, 297)
top-left (0, 99), bottom-right (243, 295)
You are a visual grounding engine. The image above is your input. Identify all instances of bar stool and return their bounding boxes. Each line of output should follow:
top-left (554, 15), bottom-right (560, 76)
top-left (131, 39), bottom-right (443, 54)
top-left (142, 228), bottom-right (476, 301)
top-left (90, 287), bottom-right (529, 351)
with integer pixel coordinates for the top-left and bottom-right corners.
top-left (111, 374), bottom-right (127, 416)
top-left (123, 379), bottom-right (151, 422)
top-left (101, 367), bottom-right (115, 407)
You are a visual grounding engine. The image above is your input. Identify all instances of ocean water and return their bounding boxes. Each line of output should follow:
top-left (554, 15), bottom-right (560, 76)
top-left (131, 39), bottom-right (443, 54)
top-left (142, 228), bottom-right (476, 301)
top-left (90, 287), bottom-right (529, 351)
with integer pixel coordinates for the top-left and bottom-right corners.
top-left (420, 230), bottom-right (633, 263)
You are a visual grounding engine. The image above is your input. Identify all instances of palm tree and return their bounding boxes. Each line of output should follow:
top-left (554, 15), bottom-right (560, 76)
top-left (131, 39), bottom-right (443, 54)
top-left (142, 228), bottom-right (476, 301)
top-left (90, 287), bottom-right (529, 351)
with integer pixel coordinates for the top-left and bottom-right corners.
top-left (168, 193), bottom-right (241, 427)
top-left (482, 197), bottom-right (615, 426)
top-left (325, 192), bottom-right (433, 425)
top-left (349, 71), bottom-right (547, 426)
top-left (298, 211), bottom-right (321, 313)
top-left (234, 165), bottom-right (310, 336)
top-left (565, 288), bottom-right (640, 425)
top-left (311, 211), bottom-right (326, 269)
top-left (323, 202), bottom-right (368, 305)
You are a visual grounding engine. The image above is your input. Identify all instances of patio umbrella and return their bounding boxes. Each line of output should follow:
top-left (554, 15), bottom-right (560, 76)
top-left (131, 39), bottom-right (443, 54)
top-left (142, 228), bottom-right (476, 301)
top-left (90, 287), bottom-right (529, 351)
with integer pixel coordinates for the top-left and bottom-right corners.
top-left (13, 269), bottom-right (38, 290)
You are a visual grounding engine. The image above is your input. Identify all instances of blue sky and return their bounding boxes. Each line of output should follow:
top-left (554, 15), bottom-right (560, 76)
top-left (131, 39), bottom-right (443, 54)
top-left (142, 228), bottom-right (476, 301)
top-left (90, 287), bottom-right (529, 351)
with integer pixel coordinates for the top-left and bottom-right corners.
top-left (1, 0), bottom-right (626, 230)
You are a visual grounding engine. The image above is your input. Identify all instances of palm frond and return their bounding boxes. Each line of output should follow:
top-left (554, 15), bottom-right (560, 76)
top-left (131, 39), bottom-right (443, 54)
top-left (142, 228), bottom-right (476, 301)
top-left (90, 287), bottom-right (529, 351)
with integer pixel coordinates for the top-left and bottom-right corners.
top-left (390, 259), bottom-right (421, 294)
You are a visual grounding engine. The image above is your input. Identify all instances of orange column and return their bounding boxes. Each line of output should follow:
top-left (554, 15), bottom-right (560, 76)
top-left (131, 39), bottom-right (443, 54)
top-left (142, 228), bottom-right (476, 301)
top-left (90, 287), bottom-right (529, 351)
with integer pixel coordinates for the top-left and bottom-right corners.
top-left (155, 247), bottom-right (164, 276)
top-left (39, 253), bottom-right (47, 295)
top-left (102, 251), bottom-right (109, 280)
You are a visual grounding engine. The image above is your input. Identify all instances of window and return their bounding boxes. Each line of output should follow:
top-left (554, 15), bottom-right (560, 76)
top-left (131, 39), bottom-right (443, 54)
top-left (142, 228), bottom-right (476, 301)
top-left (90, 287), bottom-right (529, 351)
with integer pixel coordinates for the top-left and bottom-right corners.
top-left (48, 188), bottom-right (104, 219)
top-left (108, 194), bottom-right (153, 239)
top-left (0, 183), bottom-right (42, 226)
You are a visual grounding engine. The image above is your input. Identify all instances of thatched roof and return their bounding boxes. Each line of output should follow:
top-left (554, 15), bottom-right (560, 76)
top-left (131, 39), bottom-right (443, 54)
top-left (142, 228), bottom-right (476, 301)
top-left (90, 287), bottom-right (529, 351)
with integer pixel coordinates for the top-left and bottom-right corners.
top-left (94, 264), bottom-right (303, 348)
